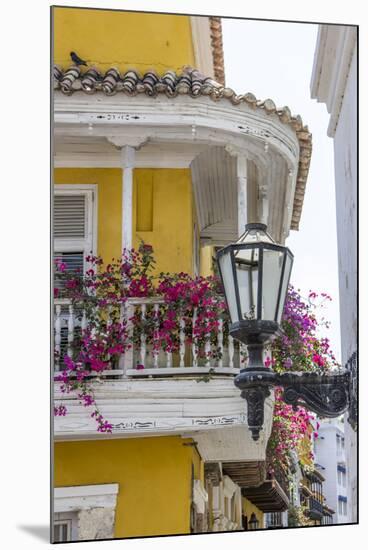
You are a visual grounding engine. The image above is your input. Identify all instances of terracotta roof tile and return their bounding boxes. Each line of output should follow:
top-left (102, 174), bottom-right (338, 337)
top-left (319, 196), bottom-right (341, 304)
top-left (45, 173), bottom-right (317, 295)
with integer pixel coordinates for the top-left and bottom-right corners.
top-left (54, 65), bottom-right (311, 230)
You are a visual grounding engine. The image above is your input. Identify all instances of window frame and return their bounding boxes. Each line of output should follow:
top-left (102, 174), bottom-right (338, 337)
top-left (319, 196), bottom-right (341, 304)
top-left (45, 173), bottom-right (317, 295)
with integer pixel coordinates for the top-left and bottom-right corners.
top-left (53, 512), bottom-right (78, 542)
top-left (54, 184), bottom-right (98, 273)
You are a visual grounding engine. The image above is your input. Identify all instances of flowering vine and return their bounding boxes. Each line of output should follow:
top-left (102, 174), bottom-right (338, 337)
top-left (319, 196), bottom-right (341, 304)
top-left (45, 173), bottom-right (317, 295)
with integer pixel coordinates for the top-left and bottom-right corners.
top-left (267, 286), bottom-right (338, 470)
top-left (54, 243), bottom-right (338, 472)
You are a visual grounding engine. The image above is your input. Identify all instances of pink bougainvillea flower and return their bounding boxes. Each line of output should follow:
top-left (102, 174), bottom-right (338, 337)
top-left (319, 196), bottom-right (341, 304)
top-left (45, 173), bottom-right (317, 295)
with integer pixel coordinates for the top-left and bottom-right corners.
top-left (284, 357), bottom-right (293, 369)
top-left (54, 404), bottom-right (67, 416)
top-left (55, 260), bottom-right (67, 272)
top-left (312, 353), bottom-right (325, 367)
top-left (136, 364), bottom-right (145, 370)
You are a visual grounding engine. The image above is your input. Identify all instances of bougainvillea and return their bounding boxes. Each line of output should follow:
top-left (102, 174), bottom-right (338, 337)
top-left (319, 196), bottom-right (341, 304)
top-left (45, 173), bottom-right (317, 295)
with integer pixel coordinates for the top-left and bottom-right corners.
top-left (54, 243), bottom-right (229, 426)
top-left (267, 286), bottom-right (338, 469)
top-left (54, 243), bottom-right (338, 467)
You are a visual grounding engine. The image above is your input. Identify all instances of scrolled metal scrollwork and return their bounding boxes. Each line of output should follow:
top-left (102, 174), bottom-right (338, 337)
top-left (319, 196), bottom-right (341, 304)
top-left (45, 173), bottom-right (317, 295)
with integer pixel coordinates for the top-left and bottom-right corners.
top-left (346, 351), bottom-right (358, 431)
top-left (275, 371), bottom-right (351, 417)
top-left (241, 386), bottom-right (271, 441)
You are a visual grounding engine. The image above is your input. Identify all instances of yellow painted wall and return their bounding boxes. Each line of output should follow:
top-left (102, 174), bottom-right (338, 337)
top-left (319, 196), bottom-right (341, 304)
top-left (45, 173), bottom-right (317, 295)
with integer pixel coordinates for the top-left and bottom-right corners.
top-left (134, 169), bottom-right (193, 275)
top-left (242, 496), bottom-right (264, 529)
top-left (54, 436), bottom-right (199, 538)
top-left (200, 245), bottom-right (214, 277)
top-left (54, 168), bottom-right (193, 274)
top-left (53, 7), bottom-right (195, 73)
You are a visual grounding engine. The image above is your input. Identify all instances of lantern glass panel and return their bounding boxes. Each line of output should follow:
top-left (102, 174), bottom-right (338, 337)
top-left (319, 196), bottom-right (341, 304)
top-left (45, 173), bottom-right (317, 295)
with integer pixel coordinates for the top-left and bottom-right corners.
top-left (262, 248), bottom-right (285, 321)
top-left (276, 251), bottom-right (293, 323)
top-left (218, 250), bottom-right (239, 323)
top-left (234, 247), bottom-right (259, 320)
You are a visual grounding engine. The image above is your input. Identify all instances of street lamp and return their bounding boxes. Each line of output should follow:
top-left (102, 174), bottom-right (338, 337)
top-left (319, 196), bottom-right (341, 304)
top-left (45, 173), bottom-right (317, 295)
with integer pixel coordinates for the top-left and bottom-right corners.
top-left (248, 513), bottom-right (259, 530)
top-left (217, 223), bottom-right (355, 441)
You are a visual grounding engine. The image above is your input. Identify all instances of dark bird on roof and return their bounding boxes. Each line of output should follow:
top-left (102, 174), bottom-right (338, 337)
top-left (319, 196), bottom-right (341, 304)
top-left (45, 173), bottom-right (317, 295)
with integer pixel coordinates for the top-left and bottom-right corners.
top-left (70, 51), bottom-right (88, 66)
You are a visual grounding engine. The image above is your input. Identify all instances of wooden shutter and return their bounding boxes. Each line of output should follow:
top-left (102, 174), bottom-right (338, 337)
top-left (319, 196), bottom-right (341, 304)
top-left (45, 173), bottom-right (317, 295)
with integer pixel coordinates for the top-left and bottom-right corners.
top-left (54, 194), bottom-right (86, 239)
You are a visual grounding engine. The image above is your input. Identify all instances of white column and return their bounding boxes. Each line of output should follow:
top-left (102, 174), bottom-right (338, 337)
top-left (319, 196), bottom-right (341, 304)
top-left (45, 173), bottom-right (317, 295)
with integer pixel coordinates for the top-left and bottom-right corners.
top-left (237, 155), bottom-right (248, 237)
top-left (121, 146), bottom-right (135, 250)
top-left (258, 184), bottom-right (269, 226)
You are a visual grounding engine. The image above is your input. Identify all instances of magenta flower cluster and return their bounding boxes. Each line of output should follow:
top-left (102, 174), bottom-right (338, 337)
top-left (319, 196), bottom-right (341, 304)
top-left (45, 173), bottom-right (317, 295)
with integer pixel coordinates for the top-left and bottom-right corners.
top-left (54, 243), bottom-right (338, 466)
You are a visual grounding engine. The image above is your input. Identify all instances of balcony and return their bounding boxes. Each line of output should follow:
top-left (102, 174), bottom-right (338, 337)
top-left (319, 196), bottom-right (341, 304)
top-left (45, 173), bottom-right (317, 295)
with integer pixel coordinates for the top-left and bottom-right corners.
top-left (53, 296), bottom-right (274, 459)
top-left (54, 296), bottom-right (245, 377)
top-left (307, 496), bottom-right (324, 520)
top-left (241, 478), bottom-right (289, 513)
top-left (240, 460), bottom-right (290, 512)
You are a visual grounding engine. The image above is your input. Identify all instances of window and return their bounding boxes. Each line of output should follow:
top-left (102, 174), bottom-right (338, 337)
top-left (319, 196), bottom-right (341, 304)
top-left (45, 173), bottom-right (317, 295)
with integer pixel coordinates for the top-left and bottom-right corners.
top-left (54, 185), bottom-right (97, 283)
top-left (337, 468), bottom-right (347, 488)
top-left (265, 512), bottom-right (283, 528)
top-left (54, 484), bottom-right (119, 542)
top-left (338, 496), bottom-right (347, 516)
top-left (53, 512), bottom-right (78, 542)
top-left (54, 520), bottom-right (71, 542)
top-left (53, 185), bottom-right (97, 367)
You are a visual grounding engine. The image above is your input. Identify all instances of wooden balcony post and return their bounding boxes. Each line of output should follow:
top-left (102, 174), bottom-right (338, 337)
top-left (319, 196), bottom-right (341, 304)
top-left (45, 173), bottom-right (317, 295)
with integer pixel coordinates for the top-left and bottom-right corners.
top-left (121, 145), bottom-right (135, 250)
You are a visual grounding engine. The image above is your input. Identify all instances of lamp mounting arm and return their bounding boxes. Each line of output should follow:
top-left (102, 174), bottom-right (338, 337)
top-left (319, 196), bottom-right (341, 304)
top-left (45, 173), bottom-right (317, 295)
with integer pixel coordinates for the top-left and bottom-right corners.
top-left (275, 371), bottom-right (351, 418)
top-left (235, 363), bottom-right (355, 441)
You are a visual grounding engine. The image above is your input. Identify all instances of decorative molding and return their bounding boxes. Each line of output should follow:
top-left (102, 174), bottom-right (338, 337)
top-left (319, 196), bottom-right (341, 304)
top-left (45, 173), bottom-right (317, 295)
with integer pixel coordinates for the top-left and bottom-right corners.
top-left (54, 484), bottom-right (119, 513)
top-left (54, 377), bottom-right (274, 457)
top-left (54, 94), bottom-right (299, 163)
top-left (205, 462), bottom-right (222, 487)
top-left (223, 475), bottom-right (238, 498)
top-left (193, 480), bottom-right (209, 515)
top-left (106, 134), bottom-right (150, 150)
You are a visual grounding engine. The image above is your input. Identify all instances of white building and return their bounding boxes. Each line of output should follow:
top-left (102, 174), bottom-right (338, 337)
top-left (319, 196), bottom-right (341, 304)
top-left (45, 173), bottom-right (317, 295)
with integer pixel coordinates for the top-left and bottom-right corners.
top-left (314, 418), bottom-right (347, 524)
top-left (310, 24), bottom-right (357, 523)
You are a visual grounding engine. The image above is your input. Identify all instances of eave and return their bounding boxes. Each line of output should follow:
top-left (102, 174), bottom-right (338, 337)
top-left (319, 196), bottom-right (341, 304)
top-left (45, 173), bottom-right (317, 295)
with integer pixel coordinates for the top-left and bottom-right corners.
top-left (54, 65), bottom-right (312, 232)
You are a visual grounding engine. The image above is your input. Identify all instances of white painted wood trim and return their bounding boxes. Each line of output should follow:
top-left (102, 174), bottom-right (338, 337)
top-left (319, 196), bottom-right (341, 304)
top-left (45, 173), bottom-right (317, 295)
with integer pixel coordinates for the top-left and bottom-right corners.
top-left (54, 94), bottom-right (299, 167)
top-left (223, 475), bottom-right (238, 498)
top-left (121, 146), bottom-right (135, 250)
top-left (54, 366), bottom-right (240, 378)
top-left (190, 17), bottom-right (215, 79)
top-left (236, 155), bottom-right (248, 237)
top-left (54, 484), bottom-right (119, 513)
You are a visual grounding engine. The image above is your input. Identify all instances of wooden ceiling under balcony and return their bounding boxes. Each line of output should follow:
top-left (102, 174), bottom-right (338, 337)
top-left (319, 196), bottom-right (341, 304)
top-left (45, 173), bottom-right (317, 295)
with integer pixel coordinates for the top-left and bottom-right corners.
top-left (241, 478), bottom-right (290, 512)
top-left (222, 460), bottom-right (266, 488)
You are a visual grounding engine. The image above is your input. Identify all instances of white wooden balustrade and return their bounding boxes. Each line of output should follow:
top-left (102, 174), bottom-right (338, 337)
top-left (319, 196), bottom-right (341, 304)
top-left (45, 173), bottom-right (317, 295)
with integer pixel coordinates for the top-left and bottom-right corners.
top-left (54, 297), bottom-right (243, 378)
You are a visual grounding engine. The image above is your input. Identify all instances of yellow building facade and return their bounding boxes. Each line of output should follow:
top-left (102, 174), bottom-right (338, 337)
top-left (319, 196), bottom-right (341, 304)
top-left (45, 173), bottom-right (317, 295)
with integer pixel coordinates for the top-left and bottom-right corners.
top-left (53, 9), bottom-right (206, 540)
top-left (52, 6), bottom-right (292, 542)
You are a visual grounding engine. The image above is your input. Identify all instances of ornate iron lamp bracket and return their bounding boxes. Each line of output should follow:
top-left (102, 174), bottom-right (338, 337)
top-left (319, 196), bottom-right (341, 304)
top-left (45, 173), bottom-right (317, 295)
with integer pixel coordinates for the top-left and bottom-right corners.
top-left (235, 344), bottom-right (356, 441)
top-left (276, 371), bottom-right (351, 417)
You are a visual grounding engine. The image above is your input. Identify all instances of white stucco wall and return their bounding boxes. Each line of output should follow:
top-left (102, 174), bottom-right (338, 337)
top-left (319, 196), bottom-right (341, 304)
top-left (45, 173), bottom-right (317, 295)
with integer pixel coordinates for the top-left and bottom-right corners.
top-left (315, 420), bottom-right (347, 524)
top-left (310, 25), bottom-right (357, 524)
top-left (333, 43), bottom-right (357, 366)
top-left (333, 43), bottom-right (358, 524)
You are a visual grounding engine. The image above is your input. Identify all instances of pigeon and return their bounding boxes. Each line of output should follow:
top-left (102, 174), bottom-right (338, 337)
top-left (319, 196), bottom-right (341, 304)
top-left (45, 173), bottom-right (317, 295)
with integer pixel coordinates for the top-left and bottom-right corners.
top-left (70, 51), bottom-right (88, 67)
